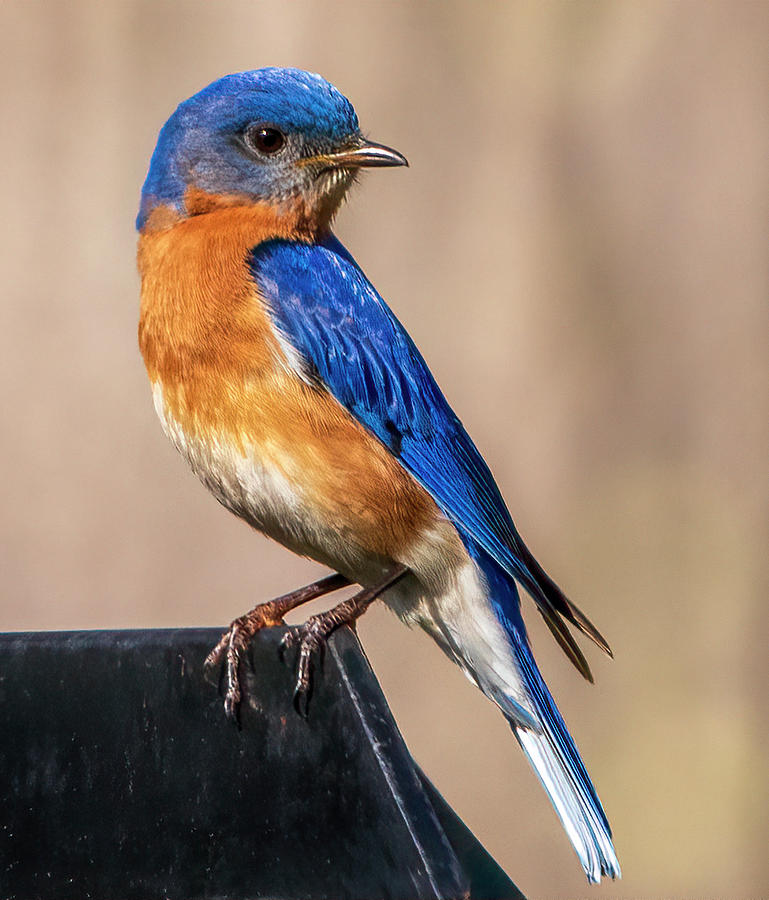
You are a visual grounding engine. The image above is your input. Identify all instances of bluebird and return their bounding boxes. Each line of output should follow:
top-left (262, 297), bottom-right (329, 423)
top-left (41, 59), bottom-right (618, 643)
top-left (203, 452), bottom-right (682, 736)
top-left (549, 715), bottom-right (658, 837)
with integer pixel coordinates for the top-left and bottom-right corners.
top-left (137, 67), bottom-right (620, 882)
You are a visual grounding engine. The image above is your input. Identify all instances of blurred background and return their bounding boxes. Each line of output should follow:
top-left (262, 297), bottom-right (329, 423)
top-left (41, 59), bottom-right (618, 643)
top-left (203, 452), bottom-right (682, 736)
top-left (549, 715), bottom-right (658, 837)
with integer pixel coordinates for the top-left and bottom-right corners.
top-left (2, 1), bottom-right (768, 896)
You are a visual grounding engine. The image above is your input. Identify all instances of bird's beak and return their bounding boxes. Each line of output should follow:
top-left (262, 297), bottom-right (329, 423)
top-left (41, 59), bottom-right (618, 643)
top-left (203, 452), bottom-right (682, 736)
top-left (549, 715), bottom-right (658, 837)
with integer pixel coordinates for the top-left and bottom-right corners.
top-left (301, 139), bottom-right (408, 170)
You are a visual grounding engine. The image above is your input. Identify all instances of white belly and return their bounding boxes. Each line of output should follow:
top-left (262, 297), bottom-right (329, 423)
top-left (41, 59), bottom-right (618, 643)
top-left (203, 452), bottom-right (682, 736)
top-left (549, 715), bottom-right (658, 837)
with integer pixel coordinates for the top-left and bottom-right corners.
top-left (152, 383), bottom-right (362, 573)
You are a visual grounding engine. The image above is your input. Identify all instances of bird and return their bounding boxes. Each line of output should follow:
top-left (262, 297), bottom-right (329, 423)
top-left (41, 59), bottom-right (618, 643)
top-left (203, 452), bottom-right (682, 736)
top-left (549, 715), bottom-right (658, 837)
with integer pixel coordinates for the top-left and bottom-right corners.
top-left (136, 67), bottom-right (620, 883)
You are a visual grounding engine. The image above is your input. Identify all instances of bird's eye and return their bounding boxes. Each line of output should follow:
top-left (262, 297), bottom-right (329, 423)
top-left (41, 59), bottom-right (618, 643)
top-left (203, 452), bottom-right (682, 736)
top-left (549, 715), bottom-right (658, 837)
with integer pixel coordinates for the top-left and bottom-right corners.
top-left (246, 125), bottom-right (286, 155)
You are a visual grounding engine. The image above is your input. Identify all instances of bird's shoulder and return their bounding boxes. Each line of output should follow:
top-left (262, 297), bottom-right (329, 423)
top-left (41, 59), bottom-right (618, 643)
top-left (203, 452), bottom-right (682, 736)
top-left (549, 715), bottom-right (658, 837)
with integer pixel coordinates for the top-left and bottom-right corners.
top-left (250, 236), bottom-right (508, 542)
top-left (250, 236), bottom-right (447, 445)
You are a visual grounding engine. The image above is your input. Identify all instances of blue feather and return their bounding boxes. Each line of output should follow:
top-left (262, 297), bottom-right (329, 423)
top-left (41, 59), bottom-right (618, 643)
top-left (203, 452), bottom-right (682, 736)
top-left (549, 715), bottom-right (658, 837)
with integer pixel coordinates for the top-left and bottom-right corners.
top-left (253, 237), bottom-right (553, 600)
top-left (250, 236), bottom-right (608, 681)
top-left (250, 235), bottom-right (620, 880)
top-left (465, 543), bottom-right (620, 880)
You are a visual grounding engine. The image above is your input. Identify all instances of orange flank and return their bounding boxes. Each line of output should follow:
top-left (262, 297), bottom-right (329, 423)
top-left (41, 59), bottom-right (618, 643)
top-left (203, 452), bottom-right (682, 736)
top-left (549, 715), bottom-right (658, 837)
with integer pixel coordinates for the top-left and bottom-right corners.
top-left (137, 193), bottom-right (456, 569)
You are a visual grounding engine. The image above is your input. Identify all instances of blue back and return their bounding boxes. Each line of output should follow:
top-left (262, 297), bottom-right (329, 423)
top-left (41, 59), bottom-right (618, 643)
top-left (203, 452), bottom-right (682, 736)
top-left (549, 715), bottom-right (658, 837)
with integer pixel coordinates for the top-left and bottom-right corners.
top-left (251, 237), bottom-right (547, 606)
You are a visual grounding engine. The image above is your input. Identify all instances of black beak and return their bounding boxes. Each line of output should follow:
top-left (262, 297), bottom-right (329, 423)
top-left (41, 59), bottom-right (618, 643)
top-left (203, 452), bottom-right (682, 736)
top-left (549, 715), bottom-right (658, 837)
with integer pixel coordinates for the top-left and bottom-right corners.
top-left (302, 139), bottom-right (408, 170)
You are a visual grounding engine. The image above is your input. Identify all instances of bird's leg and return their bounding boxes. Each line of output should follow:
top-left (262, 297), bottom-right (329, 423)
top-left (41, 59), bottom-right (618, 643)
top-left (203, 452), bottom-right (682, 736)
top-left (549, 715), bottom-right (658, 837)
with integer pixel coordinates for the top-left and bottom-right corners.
top-left (206, 572), bottom-right (351, 719)
top-left (281, 564), bottom-right (409, 716)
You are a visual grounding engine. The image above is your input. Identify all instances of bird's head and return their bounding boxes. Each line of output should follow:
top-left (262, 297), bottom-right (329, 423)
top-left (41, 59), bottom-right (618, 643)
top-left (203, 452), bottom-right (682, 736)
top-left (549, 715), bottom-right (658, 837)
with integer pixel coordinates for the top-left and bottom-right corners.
top-left (137, 67), bottom-right (407, 234)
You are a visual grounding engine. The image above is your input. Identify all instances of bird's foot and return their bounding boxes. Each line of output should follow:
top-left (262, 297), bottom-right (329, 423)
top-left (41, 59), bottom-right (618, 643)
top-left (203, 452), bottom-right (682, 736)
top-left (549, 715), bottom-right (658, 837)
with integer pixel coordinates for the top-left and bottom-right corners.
top-left (205, 573), bottom-right (352, 721)
top-left (280, 613), bottom-right (338, 718)
top-left (206, 605), bottom-right (286, 721)
top-left (280, 564), bottom-right (409, 717)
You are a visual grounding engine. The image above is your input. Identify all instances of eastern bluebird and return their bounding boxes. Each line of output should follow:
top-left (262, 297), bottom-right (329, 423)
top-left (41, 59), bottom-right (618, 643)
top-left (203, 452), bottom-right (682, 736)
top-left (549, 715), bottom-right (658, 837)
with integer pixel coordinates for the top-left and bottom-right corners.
top-left (137, 67), bottom-right (620, 882)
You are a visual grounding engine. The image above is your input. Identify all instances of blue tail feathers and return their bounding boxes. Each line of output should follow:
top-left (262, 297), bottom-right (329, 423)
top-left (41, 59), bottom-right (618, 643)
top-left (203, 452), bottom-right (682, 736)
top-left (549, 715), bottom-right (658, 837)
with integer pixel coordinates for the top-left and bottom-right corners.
top-left (511, 631), bottom-right (620, 881)
top-left (470, 542), bottom-right (620, 882)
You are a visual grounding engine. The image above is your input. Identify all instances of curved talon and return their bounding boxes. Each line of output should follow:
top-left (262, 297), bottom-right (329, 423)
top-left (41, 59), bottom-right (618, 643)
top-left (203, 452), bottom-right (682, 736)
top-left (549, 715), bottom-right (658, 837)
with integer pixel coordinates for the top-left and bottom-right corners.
top-left (206, 613), bottom-right (271, 722)
top-left (222, 629), bottom-right (240, 720)
top-left (286, 617), bottom-right (330, 715)
top-left (284, 566), bottom-right (410, 718)
top-left (293, 683), bottom-right (311, 718)
top-left (280, 621), bottom-right (324, 713)
top-left (206, 570), bottom-right (402, 720)
top-left (205, 631), bottom-right (230, 669)
top-left (223, 683), bottom-right (241, 722)
top-left (279, 627), bottom-right (299, 664)
top-left (205, 573), bottom-right (352, 719)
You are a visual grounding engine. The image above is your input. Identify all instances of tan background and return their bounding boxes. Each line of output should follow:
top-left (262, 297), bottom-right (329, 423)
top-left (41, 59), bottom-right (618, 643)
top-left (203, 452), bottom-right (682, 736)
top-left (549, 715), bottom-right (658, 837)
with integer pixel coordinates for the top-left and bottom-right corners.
top-left (2, 1), bottom-right (768, 897)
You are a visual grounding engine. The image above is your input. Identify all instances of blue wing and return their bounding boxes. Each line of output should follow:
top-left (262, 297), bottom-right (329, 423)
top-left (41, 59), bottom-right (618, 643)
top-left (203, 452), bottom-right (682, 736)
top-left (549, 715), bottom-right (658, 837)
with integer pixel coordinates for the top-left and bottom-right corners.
top-left (250, 236), bottom-right (609, 675)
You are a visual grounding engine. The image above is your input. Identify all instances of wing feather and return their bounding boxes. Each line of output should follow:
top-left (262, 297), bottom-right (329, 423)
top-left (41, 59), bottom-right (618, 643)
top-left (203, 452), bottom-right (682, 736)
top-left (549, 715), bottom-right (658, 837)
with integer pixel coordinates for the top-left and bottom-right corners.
top-left (250, 236), bottom-right (610, 673)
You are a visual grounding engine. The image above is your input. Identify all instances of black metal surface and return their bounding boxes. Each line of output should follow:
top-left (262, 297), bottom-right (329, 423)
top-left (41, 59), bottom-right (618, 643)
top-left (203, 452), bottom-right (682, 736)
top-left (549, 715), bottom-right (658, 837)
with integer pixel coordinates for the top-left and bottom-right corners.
top-left (0, 627), bottom-right (523, 900)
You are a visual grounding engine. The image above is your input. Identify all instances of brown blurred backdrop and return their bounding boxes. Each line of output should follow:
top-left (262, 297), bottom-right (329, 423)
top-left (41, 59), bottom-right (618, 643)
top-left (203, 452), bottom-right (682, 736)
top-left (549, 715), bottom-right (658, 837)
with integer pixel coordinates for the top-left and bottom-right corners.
top-left (1, 1), bottom-right (768, 897)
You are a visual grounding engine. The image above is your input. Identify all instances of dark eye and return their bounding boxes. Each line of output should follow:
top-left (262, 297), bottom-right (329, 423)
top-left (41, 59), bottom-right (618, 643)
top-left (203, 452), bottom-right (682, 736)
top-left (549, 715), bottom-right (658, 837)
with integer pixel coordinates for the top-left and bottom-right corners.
top-left (246, 125), bottom-right (285, 155)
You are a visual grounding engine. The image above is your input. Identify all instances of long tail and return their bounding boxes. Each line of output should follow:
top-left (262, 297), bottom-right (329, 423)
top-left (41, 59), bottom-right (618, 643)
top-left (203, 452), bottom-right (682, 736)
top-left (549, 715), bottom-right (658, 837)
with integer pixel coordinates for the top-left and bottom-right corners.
top-left (510, 628), bottom-right (620, 882)
top-left (462, 543), bottom-right (620, 882)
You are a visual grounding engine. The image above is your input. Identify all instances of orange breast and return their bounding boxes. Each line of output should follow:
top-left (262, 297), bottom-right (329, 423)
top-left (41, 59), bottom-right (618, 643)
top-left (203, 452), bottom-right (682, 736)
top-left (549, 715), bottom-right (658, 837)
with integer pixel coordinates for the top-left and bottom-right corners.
top-left (137, 200), bottom-right (457, 567)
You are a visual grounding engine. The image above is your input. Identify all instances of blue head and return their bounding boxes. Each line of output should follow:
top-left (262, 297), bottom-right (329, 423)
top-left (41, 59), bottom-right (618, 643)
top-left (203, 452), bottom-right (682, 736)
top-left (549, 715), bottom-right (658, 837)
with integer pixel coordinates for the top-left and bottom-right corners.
top-left (137, 68), bottom-right (406, 230)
